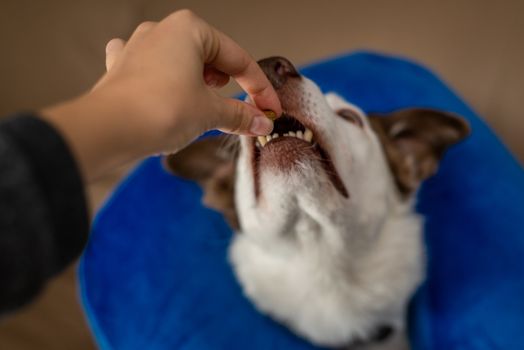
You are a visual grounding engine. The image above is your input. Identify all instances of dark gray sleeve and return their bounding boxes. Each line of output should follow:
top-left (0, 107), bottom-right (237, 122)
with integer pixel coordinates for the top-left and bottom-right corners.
top-left (0, 114), bottom-right (89, 314)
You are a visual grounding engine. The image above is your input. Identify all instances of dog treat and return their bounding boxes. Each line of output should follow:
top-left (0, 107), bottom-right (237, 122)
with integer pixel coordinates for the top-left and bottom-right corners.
top-left (263, 110), bottom-right (279, 121)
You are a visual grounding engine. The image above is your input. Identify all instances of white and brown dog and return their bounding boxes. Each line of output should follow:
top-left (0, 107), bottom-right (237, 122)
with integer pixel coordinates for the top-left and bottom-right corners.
top-left (165, 57), bottom-right (469, 349)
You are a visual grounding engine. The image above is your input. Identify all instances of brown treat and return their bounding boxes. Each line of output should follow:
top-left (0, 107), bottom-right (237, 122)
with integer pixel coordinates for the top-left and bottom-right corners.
top-left (263, 110), bottom-right (279, 121)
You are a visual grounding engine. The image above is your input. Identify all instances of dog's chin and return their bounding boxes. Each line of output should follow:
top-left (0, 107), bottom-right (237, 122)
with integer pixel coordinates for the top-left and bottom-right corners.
top-left (251, 135), bottom-right (349, 199)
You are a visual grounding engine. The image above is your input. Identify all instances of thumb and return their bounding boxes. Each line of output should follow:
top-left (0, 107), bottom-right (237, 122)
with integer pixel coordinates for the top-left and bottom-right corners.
top-left (214, 98), bottom-right (274, 136)
top-left (105, 38), bottom-right (126, 71)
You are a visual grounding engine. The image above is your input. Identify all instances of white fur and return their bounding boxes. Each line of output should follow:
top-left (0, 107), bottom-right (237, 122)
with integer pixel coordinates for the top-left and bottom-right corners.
top-left (229, 79), bottom-right (425, 348)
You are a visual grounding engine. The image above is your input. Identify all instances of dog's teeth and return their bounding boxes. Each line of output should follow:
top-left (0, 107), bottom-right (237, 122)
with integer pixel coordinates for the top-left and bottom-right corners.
top-left (304, 129), bottom-right (313, 142)
top-left (260, 130), bottom-right (312, 144)
top-left (258, 136), bottom-right (267, 146)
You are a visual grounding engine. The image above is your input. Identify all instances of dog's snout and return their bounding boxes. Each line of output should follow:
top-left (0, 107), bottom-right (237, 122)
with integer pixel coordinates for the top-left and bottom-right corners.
top-left (258, 56), bottom-right (300, 89)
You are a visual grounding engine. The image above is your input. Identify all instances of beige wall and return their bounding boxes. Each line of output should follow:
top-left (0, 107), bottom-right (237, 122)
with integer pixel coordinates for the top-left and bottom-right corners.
top-left (0, 1), bottom-right (522, 349)
top-left (1, 0), bottom-right (523, 163)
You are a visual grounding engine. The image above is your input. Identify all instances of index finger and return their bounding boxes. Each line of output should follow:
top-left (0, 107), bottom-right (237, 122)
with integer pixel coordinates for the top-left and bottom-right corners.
top-left (200, 25), bottom-right (282, 116)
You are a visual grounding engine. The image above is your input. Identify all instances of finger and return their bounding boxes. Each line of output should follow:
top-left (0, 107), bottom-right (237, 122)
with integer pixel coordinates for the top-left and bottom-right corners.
top-left (106, 20), bottom-right (155, 72)
top-left (203, 65), bottom-right (230, 88)
top-left (105, 38), bottom-right (126, 71)
top-left (200, 26), bottom-right (282, 116)
top-left (130, 21), bottom-right (157, 40)
top-left (214, 97), bottom-right (274, 136)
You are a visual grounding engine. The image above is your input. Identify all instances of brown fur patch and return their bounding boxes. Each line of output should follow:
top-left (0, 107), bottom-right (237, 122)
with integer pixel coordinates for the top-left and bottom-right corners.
top-left (369, 108), bottom-right (470, 196)
top-left (163, 136), bottom-right (240, 230)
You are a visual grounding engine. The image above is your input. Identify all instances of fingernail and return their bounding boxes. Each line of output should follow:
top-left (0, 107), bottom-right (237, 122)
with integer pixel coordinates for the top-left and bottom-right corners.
top-left (105, 40), bottom-right (119, 54)
top-left (249, 115), bottom-right (274, 135)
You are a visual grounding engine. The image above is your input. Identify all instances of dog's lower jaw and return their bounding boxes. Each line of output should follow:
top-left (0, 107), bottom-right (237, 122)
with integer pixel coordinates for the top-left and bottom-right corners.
top-left (229, 208), bottom-right (425, 348)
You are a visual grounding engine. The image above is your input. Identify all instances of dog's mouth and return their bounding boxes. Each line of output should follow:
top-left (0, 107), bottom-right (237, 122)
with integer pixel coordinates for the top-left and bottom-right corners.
top-left (255, 113), bottom-right (314, 147)
top-left (250, 113), bottom-right (349, 199)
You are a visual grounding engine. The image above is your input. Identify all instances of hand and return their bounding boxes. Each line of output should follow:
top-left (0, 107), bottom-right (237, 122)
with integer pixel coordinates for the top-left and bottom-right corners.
top-left (42, 10), bottom-right (281, 182)
top-left (97, 9), bottom-right (281, 140)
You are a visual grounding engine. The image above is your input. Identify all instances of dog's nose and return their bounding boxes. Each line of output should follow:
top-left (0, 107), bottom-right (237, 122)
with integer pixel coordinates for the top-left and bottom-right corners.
top-left (258, 56), bottom-right (300, 89)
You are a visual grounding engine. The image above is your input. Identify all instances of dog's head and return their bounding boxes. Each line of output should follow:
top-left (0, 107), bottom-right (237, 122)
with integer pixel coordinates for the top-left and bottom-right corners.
top-left (164, 57), bottom-right (469, 240)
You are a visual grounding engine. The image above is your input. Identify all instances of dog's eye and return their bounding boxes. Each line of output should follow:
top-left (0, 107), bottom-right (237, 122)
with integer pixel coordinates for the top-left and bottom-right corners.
top-left (336, 109), bottom-right (363, 128)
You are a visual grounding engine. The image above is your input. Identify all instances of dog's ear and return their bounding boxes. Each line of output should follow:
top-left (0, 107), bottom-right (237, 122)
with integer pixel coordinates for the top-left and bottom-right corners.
top-left (369, 109), bottom-right (470, 196)
top-left (163, 135), bottom-right (240, 230)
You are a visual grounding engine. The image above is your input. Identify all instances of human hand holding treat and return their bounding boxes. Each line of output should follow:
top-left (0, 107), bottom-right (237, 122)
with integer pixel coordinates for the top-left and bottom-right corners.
top-left (42, 9), bottom-right (282, 182)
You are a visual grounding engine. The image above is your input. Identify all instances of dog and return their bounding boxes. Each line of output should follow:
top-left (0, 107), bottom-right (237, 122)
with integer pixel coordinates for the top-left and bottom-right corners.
top-left (164, 57), bottom-right (470, 349)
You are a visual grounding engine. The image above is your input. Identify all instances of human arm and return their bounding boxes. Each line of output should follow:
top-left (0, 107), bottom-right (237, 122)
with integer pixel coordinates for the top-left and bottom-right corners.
top-left (0, 9), bottom-right (280, 314)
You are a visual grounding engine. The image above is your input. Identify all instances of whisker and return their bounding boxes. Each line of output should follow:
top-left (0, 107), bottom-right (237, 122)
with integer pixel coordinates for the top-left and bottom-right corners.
top-left (217, 133), bottom-right (240, 159)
